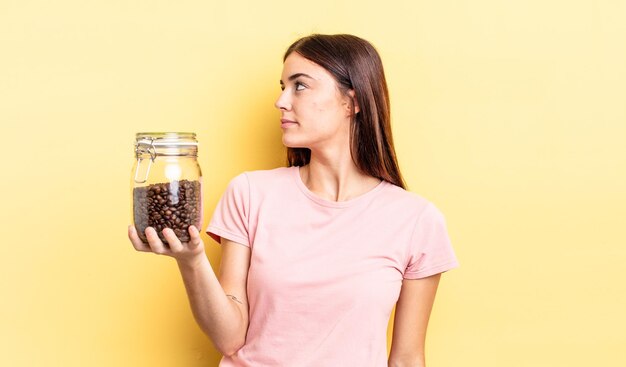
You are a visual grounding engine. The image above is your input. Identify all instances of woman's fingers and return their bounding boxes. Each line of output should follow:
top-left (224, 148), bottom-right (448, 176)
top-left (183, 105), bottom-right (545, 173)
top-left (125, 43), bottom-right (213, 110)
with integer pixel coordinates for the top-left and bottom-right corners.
top-left (162, 228), bottom-right (184, 253)
top-left (144, 227), bottom-right (169, 254)
top-left (188, 225), bottom-right (202, 250)
top-left (128, 225), bottom-right (151, 252)
top-left (129, 224), bottom-right (203, 258)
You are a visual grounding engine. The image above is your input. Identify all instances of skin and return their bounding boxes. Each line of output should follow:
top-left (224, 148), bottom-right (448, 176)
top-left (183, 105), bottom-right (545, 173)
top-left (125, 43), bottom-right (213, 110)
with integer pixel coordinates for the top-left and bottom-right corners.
top-left (128, 52), bottom-right (443, 366)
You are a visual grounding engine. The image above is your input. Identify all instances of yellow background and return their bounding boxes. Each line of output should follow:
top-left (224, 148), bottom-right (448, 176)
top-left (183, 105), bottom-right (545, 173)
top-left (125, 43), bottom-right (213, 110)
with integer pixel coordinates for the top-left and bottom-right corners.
top-left (1, 1), bottom-right (625, 366)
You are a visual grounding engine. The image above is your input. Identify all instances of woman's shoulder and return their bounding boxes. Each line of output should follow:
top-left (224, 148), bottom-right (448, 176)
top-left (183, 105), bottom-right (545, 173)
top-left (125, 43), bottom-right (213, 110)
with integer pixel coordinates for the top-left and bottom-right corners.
top-left (240, 166), bottom-right (294, 181)
top-left (228, 166), bottom-right (295, 190)
top-left (381, 182), bottom-right (427, 204)
top-left (379, 182), bottom-right (442, 216)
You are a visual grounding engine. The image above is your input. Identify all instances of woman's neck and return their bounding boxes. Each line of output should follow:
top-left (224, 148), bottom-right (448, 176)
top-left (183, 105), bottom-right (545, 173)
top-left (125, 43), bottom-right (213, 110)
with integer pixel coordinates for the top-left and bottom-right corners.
top-left (300, 153), bottom-right (381, 202)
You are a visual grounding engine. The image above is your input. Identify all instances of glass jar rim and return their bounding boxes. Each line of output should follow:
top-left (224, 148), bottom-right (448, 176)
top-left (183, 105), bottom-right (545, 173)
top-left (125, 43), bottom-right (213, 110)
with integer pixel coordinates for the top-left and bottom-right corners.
top-left (135, 132), bottom-right (198, 147)
top-left (136, 131), bottom-right (196, 140)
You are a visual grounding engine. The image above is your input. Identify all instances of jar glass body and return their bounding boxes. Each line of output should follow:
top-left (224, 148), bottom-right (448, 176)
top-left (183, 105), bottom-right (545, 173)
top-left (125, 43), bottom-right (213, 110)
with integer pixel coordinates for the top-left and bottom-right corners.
top-left (131, 132), bottom-right (203, 244)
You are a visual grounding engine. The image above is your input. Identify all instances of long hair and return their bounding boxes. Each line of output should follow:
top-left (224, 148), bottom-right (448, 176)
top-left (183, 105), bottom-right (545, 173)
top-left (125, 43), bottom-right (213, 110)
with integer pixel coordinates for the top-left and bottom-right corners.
top-left (283, 34), bottom-right (405, 189)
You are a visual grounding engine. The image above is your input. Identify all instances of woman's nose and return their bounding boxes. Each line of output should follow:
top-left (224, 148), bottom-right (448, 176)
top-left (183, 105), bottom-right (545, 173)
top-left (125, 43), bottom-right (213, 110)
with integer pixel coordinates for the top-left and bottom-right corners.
top-left (274, 90), bottom-right (291, 111)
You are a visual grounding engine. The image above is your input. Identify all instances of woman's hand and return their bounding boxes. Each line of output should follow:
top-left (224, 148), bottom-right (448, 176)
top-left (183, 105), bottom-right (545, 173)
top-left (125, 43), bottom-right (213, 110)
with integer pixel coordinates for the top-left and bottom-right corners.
top-left (128, 225), bottom-right (206, 265)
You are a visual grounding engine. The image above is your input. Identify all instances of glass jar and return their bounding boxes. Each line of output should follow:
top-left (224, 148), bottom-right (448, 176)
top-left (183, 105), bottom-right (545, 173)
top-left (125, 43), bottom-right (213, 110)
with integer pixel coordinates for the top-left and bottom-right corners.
top-left (131, 132), bottom-right (203, 244)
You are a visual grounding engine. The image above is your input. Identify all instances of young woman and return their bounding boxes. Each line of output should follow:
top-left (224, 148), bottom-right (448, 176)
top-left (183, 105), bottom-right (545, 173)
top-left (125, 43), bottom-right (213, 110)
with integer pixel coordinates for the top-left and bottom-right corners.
top-left (129, 34), bottom-right (458, 366)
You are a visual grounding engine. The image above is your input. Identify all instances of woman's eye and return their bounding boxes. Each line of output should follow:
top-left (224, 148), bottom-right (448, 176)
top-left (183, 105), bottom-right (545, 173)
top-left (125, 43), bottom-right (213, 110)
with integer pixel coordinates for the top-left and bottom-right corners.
top-left (295, 82), bottom-right (306, 91)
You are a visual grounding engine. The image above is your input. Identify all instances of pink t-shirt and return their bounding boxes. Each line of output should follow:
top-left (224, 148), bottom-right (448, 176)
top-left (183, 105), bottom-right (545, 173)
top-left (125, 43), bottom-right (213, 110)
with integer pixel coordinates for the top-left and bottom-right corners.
top-left (206, 167), bottom-right (458, 366)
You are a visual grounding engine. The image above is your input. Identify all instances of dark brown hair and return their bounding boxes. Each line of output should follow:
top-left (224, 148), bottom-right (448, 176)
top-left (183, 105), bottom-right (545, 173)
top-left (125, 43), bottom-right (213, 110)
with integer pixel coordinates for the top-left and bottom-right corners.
top-left (284, 34), bottom-right (405, 189)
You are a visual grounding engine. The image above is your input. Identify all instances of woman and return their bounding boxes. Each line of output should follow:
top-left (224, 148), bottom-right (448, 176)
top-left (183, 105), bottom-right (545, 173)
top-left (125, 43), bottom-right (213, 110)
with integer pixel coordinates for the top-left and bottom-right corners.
top-left (128, 34), bottom-right (458, 366)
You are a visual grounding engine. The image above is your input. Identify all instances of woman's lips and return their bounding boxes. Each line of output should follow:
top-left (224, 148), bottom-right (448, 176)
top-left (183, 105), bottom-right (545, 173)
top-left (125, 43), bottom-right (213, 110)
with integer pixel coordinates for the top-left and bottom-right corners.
top-left (281, 118), bottom-right (298, 128)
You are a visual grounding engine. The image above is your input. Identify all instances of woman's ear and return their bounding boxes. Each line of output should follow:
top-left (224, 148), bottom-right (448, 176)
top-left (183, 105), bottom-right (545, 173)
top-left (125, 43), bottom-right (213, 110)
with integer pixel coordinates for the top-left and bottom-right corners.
top-left (347, 89), bottom-right (360, 115)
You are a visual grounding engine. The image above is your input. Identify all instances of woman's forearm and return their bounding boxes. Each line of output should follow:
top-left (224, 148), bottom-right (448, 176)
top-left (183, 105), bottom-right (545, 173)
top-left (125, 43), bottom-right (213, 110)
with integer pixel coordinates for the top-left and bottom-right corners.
top-left (176, 256), bottom-right (247, 356)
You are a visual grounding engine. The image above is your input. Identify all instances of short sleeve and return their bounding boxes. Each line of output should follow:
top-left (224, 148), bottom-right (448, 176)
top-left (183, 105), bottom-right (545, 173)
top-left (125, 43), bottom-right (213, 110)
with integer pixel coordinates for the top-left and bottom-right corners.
top-left (404, 202), bottom-right (459, 279)
top-left (205, 173), bottom-right (250, 247)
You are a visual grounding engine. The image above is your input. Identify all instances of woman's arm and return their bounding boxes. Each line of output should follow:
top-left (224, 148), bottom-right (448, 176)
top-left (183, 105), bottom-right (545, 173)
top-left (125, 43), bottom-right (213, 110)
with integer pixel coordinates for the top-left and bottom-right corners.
top-left (176, 236), bottom-right (251, 356)
top-left (128, 225), bottom-right (251, 356)
top-left (388, 273), bottom-right (442, 367)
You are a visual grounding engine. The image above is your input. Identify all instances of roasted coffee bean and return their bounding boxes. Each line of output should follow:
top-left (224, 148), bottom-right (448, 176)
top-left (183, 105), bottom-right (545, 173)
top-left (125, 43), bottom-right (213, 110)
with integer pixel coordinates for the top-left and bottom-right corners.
top-left (133, 179), bottom-right (201, 244)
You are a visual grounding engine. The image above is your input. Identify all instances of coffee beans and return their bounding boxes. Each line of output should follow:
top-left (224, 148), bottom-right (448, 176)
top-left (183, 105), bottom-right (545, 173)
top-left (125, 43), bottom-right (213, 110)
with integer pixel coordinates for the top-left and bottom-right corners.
top-left (133, 179), bottom-right (201, 244)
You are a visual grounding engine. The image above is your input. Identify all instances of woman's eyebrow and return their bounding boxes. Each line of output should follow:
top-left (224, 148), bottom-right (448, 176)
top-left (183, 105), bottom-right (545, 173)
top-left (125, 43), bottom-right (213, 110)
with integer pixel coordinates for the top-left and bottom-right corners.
top-left (280, 73), bottom-right (315, 85)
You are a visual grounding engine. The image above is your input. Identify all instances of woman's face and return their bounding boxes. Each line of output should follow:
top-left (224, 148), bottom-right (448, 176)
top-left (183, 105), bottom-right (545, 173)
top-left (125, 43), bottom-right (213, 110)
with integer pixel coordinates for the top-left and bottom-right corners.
top-left (275, 52), bottom-right (354, 151)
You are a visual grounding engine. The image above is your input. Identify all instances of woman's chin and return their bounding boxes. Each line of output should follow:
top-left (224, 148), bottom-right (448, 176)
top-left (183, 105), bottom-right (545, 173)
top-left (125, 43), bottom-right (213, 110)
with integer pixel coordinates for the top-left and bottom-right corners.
top-left (282, 136), bottom-right (306, 148)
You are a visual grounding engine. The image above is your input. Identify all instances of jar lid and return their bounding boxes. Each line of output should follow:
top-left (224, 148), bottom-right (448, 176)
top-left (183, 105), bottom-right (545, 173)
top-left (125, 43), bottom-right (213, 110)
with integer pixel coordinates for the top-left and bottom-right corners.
top-left (135, 132), bottom-right (198, 158)
top-left (135, 132), bottom-right (198, 147)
